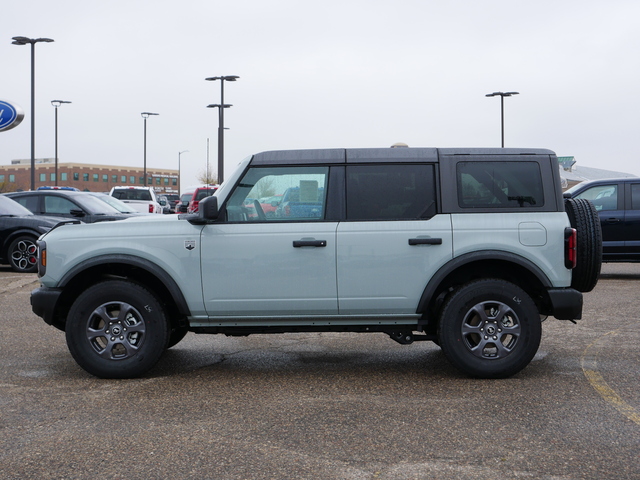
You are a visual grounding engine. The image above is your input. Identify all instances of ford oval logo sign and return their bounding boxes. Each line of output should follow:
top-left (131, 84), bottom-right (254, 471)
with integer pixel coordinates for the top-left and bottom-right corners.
top-left (0, 100), bottom-right (25, 132)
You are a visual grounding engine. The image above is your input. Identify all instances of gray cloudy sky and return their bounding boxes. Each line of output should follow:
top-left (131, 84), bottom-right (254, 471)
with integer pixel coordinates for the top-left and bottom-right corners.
top-left (3, 0), bottom-right (640, 188)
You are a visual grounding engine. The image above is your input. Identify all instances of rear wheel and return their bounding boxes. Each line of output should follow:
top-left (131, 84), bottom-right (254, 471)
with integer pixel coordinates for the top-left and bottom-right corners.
top-left (8, 235), bottom-right (38, 273)
top-left (438, 279), bottom-right (542, 379)
top-left (66, 280), bottom-right (169, 378)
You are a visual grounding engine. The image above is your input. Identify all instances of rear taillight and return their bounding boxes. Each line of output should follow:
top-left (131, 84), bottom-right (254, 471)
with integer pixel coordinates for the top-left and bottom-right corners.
top-left (149, 204), bottom-right (154, 213)
top-left (565, 227), bottom-right (577, 269)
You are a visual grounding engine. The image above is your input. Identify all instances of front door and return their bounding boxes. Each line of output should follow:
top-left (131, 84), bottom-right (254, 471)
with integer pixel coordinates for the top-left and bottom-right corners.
top-left (201, 165), bottom-right (338, 318)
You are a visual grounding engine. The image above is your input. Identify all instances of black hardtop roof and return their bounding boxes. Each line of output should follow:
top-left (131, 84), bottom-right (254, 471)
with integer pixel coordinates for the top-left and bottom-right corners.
top-left (250, 147), bottom-right (556, 165)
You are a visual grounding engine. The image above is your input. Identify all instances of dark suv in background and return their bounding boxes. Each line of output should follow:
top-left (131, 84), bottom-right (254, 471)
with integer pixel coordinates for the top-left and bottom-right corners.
top-left (565, 177), bottom-right (640, 262)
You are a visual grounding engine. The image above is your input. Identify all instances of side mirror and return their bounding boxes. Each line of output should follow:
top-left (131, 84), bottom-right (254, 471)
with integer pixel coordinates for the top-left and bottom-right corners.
top-left (200, 195), bottom-right (219, 220)
top-left (70, 209), bottom-right (86, 217)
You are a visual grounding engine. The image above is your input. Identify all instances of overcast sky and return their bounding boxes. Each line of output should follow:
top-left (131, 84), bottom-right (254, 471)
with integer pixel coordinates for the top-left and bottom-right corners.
top-left (3, 0), bottom-right (640, 188)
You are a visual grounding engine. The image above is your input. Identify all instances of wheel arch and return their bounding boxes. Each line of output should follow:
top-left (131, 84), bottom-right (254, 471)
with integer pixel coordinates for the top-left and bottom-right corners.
top-left (418, 250), bottom-right (553, 321)
top-left (52, 255), bottom-right (190, 331)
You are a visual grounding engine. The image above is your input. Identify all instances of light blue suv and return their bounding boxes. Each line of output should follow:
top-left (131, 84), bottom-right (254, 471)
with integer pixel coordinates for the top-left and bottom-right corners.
top-left (31, 147), bottom-right (601, 379)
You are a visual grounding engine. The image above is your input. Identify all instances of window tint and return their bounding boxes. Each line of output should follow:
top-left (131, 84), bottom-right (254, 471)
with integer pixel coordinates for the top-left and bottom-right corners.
top-left (113, 189), bottom-right (151, 201)
top-left (226, 166), bottom-right (328, 222)
top-left (44, 196), bottom-right (78, 215)
top-left (457, 161), bottom-right (543, 208)
top-left (14, 195), bottom-right (39, 213)
top-left (575, 184), bottom-right (618, 211)
top-left (631, 183), bottom-right (640, 210)
top-left (346, 164), bottom-right (436, 220)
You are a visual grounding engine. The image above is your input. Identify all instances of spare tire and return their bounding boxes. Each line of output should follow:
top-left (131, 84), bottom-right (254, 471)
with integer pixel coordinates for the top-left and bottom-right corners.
top-left (564, 197), bottom-right (602, 292)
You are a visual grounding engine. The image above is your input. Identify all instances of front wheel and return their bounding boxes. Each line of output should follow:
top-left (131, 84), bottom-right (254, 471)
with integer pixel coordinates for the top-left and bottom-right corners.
top-left (438, 279), bottom-right (542, 379)
top-left (66, 280), bottom-right (169, 378)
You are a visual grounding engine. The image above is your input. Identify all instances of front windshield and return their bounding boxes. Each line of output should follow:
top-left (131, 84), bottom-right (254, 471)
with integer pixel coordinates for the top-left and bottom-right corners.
top-left (90, 193), bottom-right (136, 213)
top-left (0, 195), bottom-right (33, 216)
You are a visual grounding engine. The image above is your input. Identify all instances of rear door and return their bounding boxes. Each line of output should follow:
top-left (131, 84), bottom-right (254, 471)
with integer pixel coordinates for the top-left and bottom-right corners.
top-left (336, 163), bottom-right (453, 314)
top-left (573, 182), bottom-right (625, 257)
top-left (625, 182), bottom-right (640, 259)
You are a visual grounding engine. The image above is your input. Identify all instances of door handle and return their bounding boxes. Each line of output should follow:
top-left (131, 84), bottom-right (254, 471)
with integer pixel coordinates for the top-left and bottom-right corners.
top-left (293, 240), bottom-right (327, 248)
top-left (605, 218), bottom-right (620, 223)
top-left (408, 237), bottom-right (442, 246)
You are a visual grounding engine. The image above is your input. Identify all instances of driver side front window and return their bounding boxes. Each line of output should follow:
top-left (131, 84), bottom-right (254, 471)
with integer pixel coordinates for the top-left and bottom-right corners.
top-left (225, 166), bottom-right (329, 222)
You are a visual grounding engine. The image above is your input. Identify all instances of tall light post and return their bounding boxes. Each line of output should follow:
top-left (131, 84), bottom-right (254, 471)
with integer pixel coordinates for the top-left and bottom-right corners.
top-left (51, 100), bottom-right (71, 186)
top-left (178, 150), bottom-right (188, 193)
top-left (485, 91), bottom-right (519, 148)
top-left (206, 103), bottom-right (232, 183)
top-left (11, 36), bottom-right (55, 190)
top-left (205, 75), bottom-right (239, 184)
top-left (141, 112), bottom-right (159, 186)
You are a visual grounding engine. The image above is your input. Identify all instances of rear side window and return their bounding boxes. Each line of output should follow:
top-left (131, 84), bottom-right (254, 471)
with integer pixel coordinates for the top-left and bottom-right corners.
top-left (632, 183), bottom-right (640, 210)
top-left (457, 161), bottom-right (543, 208)
top-left (346, 164), bottom-right (436, 220)
top-left (13, 195), bottom-right (39, 213)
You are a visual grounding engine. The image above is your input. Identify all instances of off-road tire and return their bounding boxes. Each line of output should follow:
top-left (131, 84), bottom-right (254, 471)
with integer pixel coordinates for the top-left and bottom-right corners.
top-left (565, 197), bottom-right (602, 292)
top-left (438, 279), bottom-right (542, 379)
top-left (66, 280), bottom-right (169, 378)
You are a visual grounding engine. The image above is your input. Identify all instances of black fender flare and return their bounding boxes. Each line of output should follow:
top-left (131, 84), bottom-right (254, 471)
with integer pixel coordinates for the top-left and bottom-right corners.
top-left (58, 254), bottom-right (191, 317)
top-left (417, 250), bottom-right (553, 314)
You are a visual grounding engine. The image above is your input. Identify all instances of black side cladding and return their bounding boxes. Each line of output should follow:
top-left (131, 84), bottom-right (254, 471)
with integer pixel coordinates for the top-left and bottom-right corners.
top-left (565, 198), bottom-right (602, 292)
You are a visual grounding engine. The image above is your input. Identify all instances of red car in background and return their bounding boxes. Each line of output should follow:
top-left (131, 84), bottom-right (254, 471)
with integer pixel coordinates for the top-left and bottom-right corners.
top-left (187, 186), bottom-right (218, 214)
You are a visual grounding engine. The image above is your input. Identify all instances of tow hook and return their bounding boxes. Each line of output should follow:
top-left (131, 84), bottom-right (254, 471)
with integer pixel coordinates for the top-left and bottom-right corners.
top-left (389, 331), bottom-right (414, 344)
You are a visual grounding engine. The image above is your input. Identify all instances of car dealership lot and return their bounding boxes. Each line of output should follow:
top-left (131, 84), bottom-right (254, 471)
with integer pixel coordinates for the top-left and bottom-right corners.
top-left (0, 264), bottom-right (638, 479)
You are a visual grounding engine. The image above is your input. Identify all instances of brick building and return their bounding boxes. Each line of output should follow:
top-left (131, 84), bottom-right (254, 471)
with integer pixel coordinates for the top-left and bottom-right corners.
top-left (0, 159), bottom-right (179, 194)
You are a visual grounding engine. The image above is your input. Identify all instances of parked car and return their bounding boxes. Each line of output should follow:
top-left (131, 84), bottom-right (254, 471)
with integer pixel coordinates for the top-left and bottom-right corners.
top-left (32, 147), bottom-right (601, 379)
top-left (176, 192), bottom-right (192, 213)
top-left (163, 194), bottom-right (180, 213)
top-left (275, 186), bottom-right (324, 218)
top-left (109, 186), bottom-right (162, 214)
top-left (187, 186), bottom-right (218, 213)
top-left (564, 177), bottom-right (640, 262)
top-left (259, 195), bottom-right (282, 217)
top-left (5, 190), bottom-right (131, 223)
top-left (157, 195), bottom-right (173, 214)
top-left (0, 195), bottom-right (68, 273)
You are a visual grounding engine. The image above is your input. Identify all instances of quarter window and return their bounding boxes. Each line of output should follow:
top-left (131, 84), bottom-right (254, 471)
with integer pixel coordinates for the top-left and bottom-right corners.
top-left (457, 161), bottom-right (543, 208)
top-left (226, 166), bottom-right (329, 222)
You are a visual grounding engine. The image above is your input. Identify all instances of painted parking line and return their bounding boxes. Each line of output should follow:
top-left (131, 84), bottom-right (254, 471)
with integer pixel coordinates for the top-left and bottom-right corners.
top-left (581, 330), bottom-right (640, 425)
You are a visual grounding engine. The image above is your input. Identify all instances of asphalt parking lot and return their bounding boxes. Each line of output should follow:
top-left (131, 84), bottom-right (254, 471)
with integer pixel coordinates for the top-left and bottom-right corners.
top-left (0, 264), bottom-right (638, 480)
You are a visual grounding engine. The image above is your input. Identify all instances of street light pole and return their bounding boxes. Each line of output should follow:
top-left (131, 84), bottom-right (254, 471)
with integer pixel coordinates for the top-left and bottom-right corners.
top-left (205, 75), bottom-right (239, 184)
top-left (485, 91), bottom-right (519, 148)
top-left (206, 103), bottom-right (232, 183)
top-left (51, 100), bottom-right (71, 186)
top-left (11, 36), bottom-right (55, 190)
top-left (141, 112), bottom-right (159, 186)
top-left (178, 150), bottom-right (188, 193)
